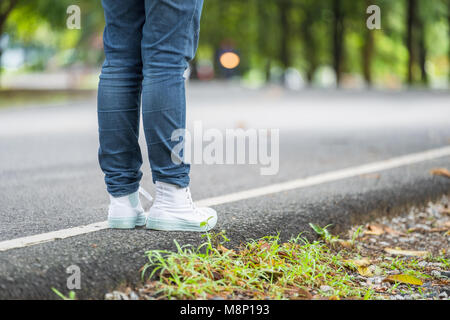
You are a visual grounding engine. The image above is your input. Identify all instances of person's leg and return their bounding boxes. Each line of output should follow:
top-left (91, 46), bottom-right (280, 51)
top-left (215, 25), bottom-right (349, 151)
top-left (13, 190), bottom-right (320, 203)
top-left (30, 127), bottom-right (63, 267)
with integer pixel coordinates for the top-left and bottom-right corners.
top-left (98, 0), bottom-right (149, 228)
top-left (98, 0), bottom-right (145, 197)
top-left (141, 0), bottom-right (217, 232)
top-left (141, 0), bottom-right (204, 187)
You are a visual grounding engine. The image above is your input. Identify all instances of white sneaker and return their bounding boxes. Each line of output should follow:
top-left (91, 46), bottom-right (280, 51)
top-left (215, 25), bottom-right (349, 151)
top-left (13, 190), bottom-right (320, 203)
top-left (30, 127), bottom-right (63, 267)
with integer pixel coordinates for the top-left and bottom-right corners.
top-left (108, 187), bottom-right (153, 229)
top-left (146, 181), bottom-right (217, 232)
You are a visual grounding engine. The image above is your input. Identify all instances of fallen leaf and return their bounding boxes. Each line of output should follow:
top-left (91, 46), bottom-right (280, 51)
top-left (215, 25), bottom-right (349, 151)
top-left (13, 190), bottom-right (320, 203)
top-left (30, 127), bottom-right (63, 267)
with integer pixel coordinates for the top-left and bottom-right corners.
top-left (430, 168), bottom-right (450, 178)
top-left (277, 251), bottom-right (290, 259)
top-left (357, 266), bottom-right (373, 277)
top-left (336, 239), bottom-right (353, 248)
top-left (211, 271), bottom-right (223, 281)
top-left (440, 208), bottom-right (450, 216)
top-left (344, 258), bottom-right (371, 267)
top-left (285, 287), bottom-right (313, 300)
top-left (432, 279), bottom-right (450, 286)
top-left (384, 226), bottom-right (405, 236)
top-left (217, 244), bottom-right (230, 253)
top-left (384, 247), bottom-right (430, 257)
top-left (428, 227), bottom-right (448, 232)
top-left (384, 274), bottom-right (423, 286)
top-left (424, 221), bottom-right (450, 233)
top-left (365, 224), bottom-right (384, 235)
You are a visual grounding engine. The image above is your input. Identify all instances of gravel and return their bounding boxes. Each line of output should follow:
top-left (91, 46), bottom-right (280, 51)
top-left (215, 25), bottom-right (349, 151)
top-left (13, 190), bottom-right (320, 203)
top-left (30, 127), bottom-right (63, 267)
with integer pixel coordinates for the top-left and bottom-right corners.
top-left (105, 195), bottom-right (450, 300)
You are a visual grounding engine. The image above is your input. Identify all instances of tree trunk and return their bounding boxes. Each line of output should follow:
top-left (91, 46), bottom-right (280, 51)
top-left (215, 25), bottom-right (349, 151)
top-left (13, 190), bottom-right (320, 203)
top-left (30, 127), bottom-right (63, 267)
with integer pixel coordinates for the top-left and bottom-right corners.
top-left (418, 23), bottom-right (428, 85)
top-left (256, 0), bottom-right (272, 83)
top-left (0, 0), bottom-right (20, 88)
top-left (333, 0), bottom-right (345, 87)
top-left (362, 29), bottom-right (374, 87)
top-left (301, 14), bottom-right (318, 85)
top-left (406, 0), bottom-right (417, 85)
top-left (265, 59), bottom-right (271, 83)
top-left (362, 0), bottom-right (374, 87)
top-left (279, 0), bottom-right (291, 71)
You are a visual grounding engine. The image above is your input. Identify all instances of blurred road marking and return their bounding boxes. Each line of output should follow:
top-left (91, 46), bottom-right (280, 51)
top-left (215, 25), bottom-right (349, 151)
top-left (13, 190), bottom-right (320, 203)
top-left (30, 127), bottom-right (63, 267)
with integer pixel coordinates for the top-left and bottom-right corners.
top-left (1, 145), bottom-right (450, 252)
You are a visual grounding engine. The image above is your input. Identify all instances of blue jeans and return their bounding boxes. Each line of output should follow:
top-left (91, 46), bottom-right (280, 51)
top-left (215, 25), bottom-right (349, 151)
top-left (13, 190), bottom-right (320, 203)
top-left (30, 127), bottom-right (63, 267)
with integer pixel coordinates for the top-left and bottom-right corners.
top-left (98, 0), bottom-right (203, 197)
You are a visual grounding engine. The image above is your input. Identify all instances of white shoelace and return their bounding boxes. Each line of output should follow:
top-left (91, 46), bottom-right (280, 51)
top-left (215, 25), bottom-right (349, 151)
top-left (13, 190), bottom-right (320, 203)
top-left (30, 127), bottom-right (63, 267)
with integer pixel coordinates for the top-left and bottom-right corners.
top-left (185, 187), bottom-right (196, 210)
top-left (138, 187), bottom-right (153, 209)
top-left (139, 185), bottom-right (197, 211)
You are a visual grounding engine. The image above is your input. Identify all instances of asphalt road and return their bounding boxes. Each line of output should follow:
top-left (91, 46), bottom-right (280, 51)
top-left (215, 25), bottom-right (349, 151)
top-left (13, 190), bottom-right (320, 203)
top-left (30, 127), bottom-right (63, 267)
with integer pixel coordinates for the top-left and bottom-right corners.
top-left (0, 83), bottom-right (449, 299)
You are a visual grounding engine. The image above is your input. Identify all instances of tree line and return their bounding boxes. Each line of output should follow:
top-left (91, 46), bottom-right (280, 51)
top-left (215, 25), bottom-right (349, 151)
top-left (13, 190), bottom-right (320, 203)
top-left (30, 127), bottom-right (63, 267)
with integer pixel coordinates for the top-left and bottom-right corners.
top-left (1, 0), bottom-right (449, 88)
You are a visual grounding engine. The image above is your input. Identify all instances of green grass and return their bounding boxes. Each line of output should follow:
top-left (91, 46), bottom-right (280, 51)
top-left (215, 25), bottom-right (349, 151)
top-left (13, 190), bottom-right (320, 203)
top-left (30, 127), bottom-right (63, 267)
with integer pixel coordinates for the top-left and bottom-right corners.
top-left (51, 287), bottom-right (76, 300)
top-left (0, 89), bottom-right (95, 108)
top-left (140, 229), bottom-right (374, 300)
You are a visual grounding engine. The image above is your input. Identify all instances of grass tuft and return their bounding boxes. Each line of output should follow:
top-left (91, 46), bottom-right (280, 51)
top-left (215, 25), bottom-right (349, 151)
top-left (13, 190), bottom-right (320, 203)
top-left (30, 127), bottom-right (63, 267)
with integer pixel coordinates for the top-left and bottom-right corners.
top-left (141, 229), bottom-right (374, 300)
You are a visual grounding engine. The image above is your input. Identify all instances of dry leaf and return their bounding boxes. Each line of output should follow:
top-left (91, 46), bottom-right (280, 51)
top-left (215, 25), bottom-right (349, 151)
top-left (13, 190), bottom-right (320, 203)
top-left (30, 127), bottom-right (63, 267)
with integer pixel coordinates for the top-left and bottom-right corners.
top-left (384, 247), bottom-right (430, 257)
top-left (357, 266), bottom-right (373, 277)
top-left (365, 224), bottom-right (384, 235)
top-left (430, 168), bottom-right (450, 178)
top-left (427, 221), bottom-right (450, 232)
top-left (217, 244), bottom-right (229, 252)
top-left (428, 227), bottom-right (448, 232)
top-left (344, 258), bottom-right (371, 267)
top-left (440, 208), bottom-right (450, 216)
top-left (384, 226), bottom-right (405, 236)
top-left (383, 274), bottom-right (423, 286)
top-left (285, 287), bottom-right (313, 300)
top-left (336, 239), bottom-right (353, 248)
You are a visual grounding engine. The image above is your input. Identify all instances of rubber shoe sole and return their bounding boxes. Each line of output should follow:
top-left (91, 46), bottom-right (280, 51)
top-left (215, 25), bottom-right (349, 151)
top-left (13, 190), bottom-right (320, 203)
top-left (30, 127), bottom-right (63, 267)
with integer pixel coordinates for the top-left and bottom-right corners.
top-left (108, 217), bottom-right (138, 229)
top-left (146, 212), bottom-right (217, 232)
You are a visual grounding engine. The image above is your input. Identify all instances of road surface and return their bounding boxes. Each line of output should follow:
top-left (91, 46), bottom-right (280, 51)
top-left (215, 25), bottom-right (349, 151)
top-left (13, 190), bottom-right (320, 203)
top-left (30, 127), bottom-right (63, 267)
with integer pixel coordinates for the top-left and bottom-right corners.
top-left (0, 83), bottom-right (449, 299)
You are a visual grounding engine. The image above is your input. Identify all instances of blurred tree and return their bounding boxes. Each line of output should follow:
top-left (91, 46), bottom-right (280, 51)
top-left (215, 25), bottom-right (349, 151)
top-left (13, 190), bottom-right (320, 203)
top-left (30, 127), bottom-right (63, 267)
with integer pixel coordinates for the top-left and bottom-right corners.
top-left (0, 0), bottom-right (448, 89)
top-left (278, 0), bottom-right (292, 72)
top-left (0, 0), bottom-right (18, 35)
top-left (362, 0), bottom-right (375, 86)
top-left (406, 0), bottom-right (419, 85)
top-left (0, 0), bottom-right (19, 85)
top-left (332, 0), bottom-right (346, 87)
top-left (297, 0), bottom-right (325, 85)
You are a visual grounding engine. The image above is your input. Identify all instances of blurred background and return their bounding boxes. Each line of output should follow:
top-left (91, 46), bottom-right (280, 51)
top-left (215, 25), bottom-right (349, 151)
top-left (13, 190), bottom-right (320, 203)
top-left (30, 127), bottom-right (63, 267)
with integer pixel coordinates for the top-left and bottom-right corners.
top-left (1, 1), bottom-right (450, 275)
top-left (0, 0), bottom-right (449, 104)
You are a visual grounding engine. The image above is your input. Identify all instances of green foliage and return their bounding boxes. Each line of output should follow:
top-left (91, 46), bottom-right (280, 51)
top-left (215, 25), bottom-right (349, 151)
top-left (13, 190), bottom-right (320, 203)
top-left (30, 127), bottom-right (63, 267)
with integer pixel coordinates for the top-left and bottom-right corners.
top-left (1, 0), bottom-right (449, 86)
top-left (51, 287), bottom-right (76, 300)
top-left (141, 232), bottom-right (373, 299)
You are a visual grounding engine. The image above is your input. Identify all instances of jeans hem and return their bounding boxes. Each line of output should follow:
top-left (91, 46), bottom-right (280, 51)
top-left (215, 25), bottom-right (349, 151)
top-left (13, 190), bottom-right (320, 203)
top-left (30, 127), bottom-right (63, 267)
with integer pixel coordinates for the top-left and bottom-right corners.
top-left (107, 184), bottom-right (140, 198)
top-left (153, 175), bottom-right (189, 188)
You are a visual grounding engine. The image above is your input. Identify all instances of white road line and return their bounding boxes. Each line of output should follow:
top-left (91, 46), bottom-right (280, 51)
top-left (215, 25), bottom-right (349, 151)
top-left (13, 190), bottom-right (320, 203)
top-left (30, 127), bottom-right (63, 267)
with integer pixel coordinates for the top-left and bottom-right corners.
top-left (1, 145), bottom-right (450, 252)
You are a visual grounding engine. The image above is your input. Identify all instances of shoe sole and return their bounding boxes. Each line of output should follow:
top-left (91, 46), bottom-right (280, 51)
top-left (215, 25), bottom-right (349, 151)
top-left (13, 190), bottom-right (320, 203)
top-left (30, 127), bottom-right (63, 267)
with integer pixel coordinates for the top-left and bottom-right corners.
top-left (108, 214), bottom-right (147, 229)
top-left (135, 214), bottom-right (146, 227)
top-left (146, 214), bottom-right (217, 232)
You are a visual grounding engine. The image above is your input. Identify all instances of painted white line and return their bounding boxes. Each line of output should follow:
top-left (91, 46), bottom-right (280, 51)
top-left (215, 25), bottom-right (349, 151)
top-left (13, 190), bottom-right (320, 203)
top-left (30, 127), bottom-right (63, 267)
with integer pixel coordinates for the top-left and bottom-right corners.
top-left (1, 145), bottom-right (450, 252)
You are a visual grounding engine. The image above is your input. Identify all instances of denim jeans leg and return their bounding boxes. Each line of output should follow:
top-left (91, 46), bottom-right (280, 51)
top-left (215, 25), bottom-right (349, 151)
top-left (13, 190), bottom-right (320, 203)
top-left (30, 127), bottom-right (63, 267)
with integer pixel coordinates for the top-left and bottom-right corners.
top-left (141, 0), bottom-right (204, 188)
top-left (98, 0), bottom-right (145, 197)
